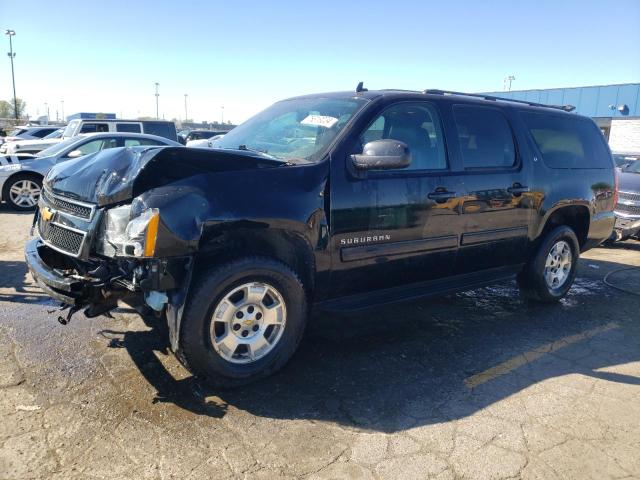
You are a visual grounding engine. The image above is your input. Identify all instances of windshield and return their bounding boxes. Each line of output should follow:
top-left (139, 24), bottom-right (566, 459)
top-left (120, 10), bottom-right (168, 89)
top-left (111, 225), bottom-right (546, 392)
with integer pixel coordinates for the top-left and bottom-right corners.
top-left (43, 129), bottom-right (63, 139)
top-left (9, 128), bottom-right (27, 137)
top-left (212, 97), bottom-right (368, 162)
top-left (62, 120), bottom-right (80, 139)
top-left (36, 136), bottom-right (81, 157)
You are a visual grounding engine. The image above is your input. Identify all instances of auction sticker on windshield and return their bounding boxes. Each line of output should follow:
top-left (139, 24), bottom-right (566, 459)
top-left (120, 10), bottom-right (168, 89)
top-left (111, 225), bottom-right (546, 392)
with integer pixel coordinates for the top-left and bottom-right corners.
top-left (301, 115), bottom-right (339, 128)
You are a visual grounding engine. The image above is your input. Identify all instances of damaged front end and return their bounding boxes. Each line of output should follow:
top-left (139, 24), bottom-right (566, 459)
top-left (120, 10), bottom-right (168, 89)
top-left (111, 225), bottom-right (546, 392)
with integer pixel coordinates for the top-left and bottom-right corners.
top-left (25, 190), bottom-right (192, 327)
top-left (25, 145), bottom-right (285, 346)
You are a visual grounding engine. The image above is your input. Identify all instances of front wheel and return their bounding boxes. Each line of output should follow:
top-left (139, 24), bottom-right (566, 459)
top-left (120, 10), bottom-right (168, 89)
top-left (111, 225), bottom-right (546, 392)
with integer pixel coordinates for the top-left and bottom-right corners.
top-left (177, 257), bottom-right (308, 388)
top-left (517, 226), bottom-right (580, 303)
top-left (2, 173), bottom-right (42, 211)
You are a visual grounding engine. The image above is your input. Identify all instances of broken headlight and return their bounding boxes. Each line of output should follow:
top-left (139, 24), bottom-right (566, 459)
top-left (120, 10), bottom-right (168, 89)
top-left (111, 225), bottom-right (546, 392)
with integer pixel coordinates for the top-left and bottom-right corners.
top-left (96, 204), bottom-right (160, 257)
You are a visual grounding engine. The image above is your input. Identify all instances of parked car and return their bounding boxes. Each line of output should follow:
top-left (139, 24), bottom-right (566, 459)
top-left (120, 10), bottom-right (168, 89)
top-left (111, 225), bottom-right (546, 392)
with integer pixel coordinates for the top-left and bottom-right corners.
top-left (61, 119), bottom-right (178, 142)
top-left (26, 87), bottom-right (615, 387)
top-left (0, 126), bottom-right (61, 153)
top-left (612, 158), bottom-right (640, 241)
top-left (2, 128), bottom-right (64, 155)
top-left (1, 133), bottom-right (181, 210)
top-left (613, 152), bottom-right (639, 170)
top-left (186, 134), bottom-right (225, 148)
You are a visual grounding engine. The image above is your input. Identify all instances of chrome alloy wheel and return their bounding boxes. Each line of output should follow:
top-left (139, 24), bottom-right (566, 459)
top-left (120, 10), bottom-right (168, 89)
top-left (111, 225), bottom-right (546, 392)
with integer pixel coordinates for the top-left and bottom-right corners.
top-left (9, 179), bottom-right (41, 208)
top-left (544, 240), bottom-right (572, 289)
top-left (210, 282), bottom-right (287, 364)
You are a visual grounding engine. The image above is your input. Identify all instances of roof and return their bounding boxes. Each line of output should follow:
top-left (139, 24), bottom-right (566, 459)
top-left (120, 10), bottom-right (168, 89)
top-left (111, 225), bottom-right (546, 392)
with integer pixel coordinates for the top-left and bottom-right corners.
top-left (283, 88), bottom-right (576, 114)
top-left (75, 132), bottom-right (181, 145)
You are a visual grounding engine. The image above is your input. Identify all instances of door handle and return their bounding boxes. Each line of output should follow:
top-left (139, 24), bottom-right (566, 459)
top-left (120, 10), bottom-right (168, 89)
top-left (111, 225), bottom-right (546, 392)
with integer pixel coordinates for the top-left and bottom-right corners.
top-left (428, 190), bottom-right (457, 203)
top-left (507, 184), bottom-right (530, 196)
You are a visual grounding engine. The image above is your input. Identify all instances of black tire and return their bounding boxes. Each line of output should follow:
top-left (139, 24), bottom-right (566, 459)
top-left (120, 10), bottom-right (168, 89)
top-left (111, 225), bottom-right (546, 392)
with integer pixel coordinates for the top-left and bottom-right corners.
top-left (517, 225), bottom-right (580, 303)
top-left (177, 257), bottom-right (308, 388)
top-left (2, 173), bottom-right (42, 211)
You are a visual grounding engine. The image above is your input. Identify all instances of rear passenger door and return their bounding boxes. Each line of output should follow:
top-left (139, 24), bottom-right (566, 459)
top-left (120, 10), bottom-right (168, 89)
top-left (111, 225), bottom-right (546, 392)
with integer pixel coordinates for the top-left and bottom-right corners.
top-left (451, 104), bottom-right (533, 273)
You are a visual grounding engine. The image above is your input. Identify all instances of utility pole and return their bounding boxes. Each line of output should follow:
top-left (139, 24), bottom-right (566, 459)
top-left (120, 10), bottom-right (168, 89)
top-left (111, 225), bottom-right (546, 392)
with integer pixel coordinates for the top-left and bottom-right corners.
top-left (503, 75), bottom-right (515, 92)
top-left (184, 93), bottom-right (188, 122)
top-left (154, 82), bottom-right (160, 119)
top-left (5, 30), bottom-right (18, 121)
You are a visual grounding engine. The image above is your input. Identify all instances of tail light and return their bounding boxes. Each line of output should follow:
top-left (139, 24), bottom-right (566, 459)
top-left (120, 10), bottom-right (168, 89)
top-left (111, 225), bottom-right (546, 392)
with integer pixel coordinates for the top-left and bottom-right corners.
top-left (613, 169), bottom-right (619, 206)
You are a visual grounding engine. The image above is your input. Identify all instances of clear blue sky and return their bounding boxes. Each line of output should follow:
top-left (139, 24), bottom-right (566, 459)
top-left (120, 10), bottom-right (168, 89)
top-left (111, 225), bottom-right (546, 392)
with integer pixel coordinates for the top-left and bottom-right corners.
top-left (1, 0), bottom-right (639, 123)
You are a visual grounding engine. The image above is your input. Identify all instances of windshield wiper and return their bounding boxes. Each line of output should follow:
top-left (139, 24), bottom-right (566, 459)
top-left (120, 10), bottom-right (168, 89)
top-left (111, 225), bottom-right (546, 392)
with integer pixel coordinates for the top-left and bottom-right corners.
top-left (235, 145), bottom-right (280, 160)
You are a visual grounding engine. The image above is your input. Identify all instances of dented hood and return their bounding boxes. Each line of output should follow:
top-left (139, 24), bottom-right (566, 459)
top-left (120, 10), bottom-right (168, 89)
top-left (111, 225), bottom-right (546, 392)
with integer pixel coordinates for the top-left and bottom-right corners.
top-left (44, 146), bottom-right (284, 206)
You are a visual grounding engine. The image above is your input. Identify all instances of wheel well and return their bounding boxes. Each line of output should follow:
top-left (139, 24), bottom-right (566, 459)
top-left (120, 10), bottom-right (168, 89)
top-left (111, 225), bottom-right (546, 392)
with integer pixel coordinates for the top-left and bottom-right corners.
top-left (195, 228), bottom-right (316, 296)
top-left (541, 206), bottom-right (590, 248)
top-left (2, 171), bottom-right (43, 201)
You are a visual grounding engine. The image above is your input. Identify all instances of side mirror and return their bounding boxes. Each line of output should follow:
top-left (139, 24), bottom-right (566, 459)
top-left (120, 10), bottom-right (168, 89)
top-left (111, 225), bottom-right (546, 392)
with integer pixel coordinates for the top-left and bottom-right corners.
top-left (66, 150), bottom-right (84, 159)
top-left (351, 139), bottom-right (411, 170)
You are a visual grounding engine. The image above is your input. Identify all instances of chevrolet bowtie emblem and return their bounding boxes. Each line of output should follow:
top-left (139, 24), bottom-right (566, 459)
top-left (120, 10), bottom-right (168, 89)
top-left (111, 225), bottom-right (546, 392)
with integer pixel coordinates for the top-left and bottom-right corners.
top-left (40, 206), bottom-right (55, 222)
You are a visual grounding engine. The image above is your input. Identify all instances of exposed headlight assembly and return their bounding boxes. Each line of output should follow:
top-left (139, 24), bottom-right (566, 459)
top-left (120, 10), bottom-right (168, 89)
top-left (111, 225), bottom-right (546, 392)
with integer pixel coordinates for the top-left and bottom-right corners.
top-left (96, 205), bottom-right (160, 257)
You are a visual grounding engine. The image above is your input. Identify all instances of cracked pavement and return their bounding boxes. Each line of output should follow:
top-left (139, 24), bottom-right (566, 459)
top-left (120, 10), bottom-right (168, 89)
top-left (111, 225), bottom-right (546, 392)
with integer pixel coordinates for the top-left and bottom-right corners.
top-left (1, 206), bottom-right (639, 479)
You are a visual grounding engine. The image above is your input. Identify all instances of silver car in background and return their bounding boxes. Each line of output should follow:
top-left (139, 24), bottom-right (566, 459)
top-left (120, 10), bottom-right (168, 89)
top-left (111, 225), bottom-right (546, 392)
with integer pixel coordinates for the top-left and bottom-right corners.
top-left (0, 132), bottom-right (181, 210)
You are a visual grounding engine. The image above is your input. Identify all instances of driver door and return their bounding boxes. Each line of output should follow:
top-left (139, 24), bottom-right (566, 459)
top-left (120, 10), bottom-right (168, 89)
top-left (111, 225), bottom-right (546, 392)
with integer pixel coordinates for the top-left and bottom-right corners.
top-left (329, 101), bottom-right (462, 297)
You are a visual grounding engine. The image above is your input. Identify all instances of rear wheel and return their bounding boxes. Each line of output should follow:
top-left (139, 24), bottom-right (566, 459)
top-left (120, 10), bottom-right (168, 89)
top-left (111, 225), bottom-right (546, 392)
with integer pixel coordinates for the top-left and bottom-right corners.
top-left (177, 257), bottom-right (307, 388)
top-left (3, 173), bottom-right (42, 211)
top-left (517, 225), bottom-right (580, 302)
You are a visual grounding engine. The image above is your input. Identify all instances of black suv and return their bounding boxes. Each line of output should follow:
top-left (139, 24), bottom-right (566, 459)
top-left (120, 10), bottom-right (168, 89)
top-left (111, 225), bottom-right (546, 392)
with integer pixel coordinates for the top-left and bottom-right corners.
top-left (25, 87), bottom-right (616, 387)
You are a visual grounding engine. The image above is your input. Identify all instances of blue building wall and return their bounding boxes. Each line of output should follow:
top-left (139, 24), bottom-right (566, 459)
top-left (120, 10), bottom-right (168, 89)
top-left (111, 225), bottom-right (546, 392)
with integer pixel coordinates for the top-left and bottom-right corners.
top-left (482, 83), bottom-right (640, 118)
top-left (66, 112), bottom-right (117, 121)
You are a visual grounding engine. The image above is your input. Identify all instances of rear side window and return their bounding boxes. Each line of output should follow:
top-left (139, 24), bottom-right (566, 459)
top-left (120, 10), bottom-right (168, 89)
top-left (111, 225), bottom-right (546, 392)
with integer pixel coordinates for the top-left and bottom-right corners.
top-left (80, 123), bottom-right (110, 134)
top-left (453, 105), bottom-right (516, 169)
top-left (116, 123), bottom-right (142, 133)
top-left (32, 128), bottom-right (55, 138)
top-left (521, 112), bottom-right (611, 169)
top-left (142, 122), bottom-right (177, 141)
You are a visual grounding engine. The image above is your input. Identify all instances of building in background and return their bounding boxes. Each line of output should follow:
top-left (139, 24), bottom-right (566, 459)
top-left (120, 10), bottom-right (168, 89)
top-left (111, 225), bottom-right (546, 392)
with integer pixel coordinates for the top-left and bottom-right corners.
top-left (483, 83), bottom-right (640, 153)
top-left (66, 112), bottom-right (116, 121)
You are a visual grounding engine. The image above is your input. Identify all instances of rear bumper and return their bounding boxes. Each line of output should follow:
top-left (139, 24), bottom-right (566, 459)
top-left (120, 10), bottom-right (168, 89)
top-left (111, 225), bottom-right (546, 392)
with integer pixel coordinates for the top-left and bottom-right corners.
top-left (613, 214), bottom-right (640, 239)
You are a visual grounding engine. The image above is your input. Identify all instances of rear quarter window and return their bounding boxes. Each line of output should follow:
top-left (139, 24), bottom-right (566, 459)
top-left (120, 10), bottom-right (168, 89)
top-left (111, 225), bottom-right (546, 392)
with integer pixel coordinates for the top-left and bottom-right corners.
top-left (521, 112), bottom-right (611, 169)
top-left (116, 123), bottom-right (142, 133)
top-left (142, 122), bottom-right (177, 141)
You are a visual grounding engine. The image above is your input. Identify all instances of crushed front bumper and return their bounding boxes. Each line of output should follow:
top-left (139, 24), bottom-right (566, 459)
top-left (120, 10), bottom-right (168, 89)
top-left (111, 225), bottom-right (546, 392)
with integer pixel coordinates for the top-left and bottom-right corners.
top-left (25, 238), bottom-right (90, 305)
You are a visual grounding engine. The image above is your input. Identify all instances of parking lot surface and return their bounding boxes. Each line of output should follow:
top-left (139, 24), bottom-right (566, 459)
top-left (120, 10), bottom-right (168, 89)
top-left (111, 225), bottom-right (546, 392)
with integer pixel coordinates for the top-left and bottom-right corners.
top-left (1, 206), bottom-right (639, 480)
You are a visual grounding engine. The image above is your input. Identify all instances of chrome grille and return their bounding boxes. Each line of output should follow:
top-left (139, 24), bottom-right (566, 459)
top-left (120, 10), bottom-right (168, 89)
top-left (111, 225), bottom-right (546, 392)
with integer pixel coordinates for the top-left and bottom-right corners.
top-left (616, 203), bottom-right (640, 216)
top-left (619, 191), bottom-right (640, 202)
top-left (42, 190), bottom-right (93, 220)
top-left (38, 220), bottom-right (85, 256)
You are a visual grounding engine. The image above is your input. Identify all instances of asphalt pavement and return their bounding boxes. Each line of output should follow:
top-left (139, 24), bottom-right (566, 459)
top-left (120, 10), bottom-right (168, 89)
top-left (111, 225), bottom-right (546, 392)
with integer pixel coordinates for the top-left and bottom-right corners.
top-left (1, 205), bottom-right (639, 479)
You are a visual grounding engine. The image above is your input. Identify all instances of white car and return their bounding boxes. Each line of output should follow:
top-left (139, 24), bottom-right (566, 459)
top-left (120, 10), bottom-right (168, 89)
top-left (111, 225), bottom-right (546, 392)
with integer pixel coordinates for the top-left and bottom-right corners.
top-left (186, 134), bottom-right (225, 148)
top-left (3, 128), bottom-right (64, 155)
top-left (0, 125), bottom-right (60, 153)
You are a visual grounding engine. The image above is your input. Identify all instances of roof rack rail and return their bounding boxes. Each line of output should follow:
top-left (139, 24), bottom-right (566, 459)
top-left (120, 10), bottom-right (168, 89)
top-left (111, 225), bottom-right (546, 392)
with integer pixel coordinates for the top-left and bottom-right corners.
top-left (423, 89), bottom-right (576, 112)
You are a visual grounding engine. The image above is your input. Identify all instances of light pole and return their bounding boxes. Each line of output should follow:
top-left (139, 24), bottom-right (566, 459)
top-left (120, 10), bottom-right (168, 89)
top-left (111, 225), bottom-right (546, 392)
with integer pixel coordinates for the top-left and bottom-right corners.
top-left (154, 82), bottom-right (160, 119)
top-left (184, 94), bottom-right (188, 122)
top-left (221, 106), bottom-right (224, 124)
top-left (5, 29), bottom-right (18, 121)
top-left (503, 75), bottom-right (515, 92)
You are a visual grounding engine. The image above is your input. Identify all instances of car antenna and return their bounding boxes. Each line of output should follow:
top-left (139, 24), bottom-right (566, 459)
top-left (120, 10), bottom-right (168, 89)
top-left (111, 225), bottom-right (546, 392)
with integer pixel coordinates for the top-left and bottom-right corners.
top-left (356, 82), bottom-right (368, 93)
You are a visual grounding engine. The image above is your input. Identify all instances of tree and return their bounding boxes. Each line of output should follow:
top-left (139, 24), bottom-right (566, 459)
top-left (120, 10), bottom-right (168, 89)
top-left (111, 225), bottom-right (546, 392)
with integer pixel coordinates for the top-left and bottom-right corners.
top-left (0, 100), bottom-right (10, 118)
top-left (0, 98), bottom-right (26, 120)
